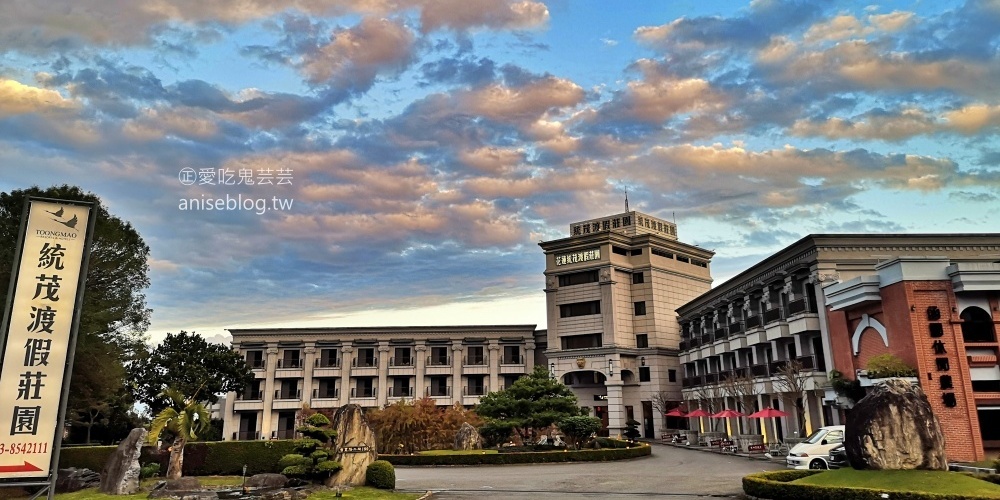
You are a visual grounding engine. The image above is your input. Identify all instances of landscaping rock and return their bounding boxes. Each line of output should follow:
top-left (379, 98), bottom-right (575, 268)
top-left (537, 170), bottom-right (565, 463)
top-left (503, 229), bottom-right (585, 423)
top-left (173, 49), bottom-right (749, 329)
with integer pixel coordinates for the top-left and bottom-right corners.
top-left (56, 467), bottom-right (101, 492)
top-left (845, 378), bottom-right (947, 470)
top-left (99, 427), bottom-right (147, 495)
top-left (163, 477), bottom-right (202, 490)
top-left (326, 404), bottom-right (378, 487)
top-left (246, 473), bottom-right (288, 488)
top-left (453, 422), bottom-right (484, 450)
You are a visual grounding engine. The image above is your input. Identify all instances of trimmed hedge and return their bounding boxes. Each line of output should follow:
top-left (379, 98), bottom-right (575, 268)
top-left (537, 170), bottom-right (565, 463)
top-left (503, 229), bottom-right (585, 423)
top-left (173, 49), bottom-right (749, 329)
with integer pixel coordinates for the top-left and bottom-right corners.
top-left (366, 460), bottom-right (396, 489)
top-left (380, 442), bottom-right (650, 466)
top-left (743, 470), bottom-right (1000, 500)
top-left (59, 440), bottom-right (298, 476)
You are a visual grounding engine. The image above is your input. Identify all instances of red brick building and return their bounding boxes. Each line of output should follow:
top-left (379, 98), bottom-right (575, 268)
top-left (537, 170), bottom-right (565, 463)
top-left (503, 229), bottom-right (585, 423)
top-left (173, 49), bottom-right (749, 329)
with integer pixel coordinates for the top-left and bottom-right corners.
top-left (825, 257), bottom-right (1000, 462)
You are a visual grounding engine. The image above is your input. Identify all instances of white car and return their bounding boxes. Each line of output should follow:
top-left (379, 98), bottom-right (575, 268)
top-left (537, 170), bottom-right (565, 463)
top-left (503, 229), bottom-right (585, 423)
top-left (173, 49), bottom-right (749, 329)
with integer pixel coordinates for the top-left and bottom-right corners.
top-left (785, 425), bottom-right (845, 470)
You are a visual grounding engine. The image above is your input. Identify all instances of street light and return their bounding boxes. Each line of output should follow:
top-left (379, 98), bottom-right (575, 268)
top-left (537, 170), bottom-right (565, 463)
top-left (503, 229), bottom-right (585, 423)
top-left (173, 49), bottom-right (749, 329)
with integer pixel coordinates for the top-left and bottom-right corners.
top-left (608, 359), bottom-right (614, 377)
top-left (549, 362), bottom-right (556, 380)
top-left (640, 356), bottom-right (646, 366)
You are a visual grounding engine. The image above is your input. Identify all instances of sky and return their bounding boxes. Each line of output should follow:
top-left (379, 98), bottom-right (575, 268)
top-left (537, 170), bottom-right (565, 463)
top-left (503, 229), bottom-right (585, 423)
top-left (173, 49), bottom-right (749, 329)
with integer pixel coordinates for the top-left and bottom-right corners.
top-left (2, 0), bottom-right (999, 345)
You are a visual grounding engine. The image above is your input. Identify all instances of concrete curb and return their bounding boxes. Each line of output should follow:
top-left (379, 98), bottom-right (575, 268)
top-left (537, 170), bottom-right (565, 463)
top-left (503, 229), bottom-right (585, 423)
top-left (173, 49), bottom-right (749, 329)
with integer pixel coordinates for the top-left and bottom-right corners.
top-left (655, 440), bottom-right (782, 463)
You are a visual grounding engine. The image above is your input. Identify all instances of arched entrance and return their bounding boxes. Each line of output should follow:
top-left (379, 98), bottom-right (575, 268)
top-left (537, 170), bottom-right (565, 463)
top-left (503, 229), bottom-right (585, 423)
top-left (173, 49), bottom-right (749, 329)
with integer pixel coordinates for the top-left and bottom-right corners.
top-left (562, 370), bottom-right (610, 436)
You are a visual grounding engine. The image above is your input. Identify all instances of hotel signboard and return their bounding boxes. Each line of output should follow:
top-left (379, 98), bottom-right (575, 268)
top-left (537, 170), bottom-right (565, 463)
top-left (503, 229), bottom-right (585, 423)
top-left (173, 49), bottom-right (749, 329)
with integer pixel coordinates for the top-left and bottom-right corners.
top-left (0, 198), bottom-right (94, 488)
top-left (555, 248), bottom-right (601, 266)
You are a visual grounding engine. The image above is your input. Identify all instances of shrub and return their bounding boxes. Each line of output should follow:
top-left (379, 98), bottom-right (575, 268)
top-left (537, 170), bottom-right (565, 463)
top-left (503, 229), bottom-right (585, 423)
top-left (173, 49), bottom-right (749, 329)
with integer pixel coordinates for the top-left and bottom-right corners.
top-left (59, 441), bottom-right (299, 476)
top-left (623, 419), bottom-right (641, 441)
top-left (366, 460), bottom-right (396, 489)
top-left (558, 416), bottom-right (602, 449)
top-left (381, 441), bottom-right (650, 466)
top-left (139, 462), bottom-right (160, 479)
top-left (866, 354), bottom-right (917, 379)
top-left (279, 409), bottom-right (340, 480)
top-left (743, 470), bottom-right (1000, 500)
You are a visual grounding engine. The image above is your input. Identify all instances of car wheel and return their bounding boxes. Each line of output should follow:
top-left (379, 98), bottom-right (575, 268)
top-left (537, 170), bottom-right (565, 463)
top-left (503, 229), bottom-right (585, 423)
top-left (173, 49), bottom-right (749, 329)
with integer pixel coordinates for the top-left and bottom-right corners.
top-left (809, 459), bottom-right (828, 470)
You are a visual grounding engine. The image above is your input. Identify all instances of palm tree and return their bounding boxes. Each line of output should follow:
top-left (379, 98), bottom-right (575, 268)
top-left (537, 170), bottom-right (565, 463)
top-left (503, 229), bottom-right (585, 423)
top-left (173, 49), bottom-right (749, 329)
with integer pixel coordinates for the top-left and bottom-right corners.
top-left (147, 387), bottom-right (211, 479)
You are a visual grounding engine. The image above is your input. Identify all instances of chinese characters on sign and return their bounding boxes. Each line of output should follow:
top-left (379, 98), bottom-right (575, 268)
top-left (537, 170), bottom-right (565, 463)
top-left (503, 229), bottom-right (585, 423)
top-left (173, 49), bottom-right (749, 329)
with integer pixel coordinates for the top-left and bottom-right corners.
top-left (178, 167), bottom-right (294, 186)
top-left (926, 306), bottom-right (958, 408)
top-left (554, 248), bottom-right (601, 266)
top-left (0, 200), bottom-right (92, 479)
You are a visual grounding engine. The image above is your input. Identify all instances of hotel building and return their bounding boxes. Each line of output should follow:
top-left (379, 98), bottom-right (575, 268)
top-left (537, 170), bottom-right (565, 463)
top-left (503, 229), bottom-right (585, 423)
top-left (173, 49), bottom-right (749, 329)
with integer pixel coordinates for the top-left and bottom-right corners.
top-left (221, 325), bottom-right (542, 441)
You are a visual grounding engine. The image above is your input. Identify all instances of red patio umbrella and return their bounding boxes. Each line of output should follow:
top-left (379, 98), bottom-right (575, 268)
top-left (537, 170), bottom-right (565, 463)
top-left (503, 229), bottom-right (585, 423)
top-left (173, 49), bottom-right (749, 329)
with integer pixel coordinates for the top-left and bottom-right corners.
top-left (685, 408), bottom-right (711, 417)
top-left (748, 407), bottom-right (789, 444)
top-left (711, 409), bottom-right (745, 439)
top-left (664, 408), bottom-right (687, 417)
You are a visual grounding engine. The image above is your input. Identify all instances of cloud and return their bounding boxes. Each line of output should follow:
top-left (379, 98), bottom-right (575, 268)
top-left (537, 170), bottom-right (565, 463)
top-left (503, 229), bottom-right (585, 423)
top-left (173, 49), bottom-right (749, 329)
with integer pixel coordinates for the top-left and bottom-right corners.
top-left (417, 0), bottom-right (550, 33)
top-left (0, 78), bottom-right (78, 117)
top-left (591, 61), bottom-right (725, 124)
top-left (789, 104), bottom-right (1000, 140)
top-left (298, 17), bottom-right (418, 87)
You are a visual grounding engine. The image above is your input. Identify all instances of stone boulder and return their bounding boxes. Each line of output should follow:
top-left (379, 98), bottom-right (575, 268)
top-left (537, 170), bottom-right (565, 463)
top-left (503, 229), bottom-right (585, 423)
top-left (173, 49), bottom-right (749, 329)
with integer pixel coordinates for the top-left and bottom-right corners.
top-left (326, 404), bottom-right (378, 487)
top-left (246, 473), bottom-right (288, 488)
top-left (453, 422), bottom-right (483, 450)
top-left (99, 427), bottom-right (146, 495)
top-left (845, 378), bottom-right (948, 470)
top-left (56, 468), bottom-right (101, 492)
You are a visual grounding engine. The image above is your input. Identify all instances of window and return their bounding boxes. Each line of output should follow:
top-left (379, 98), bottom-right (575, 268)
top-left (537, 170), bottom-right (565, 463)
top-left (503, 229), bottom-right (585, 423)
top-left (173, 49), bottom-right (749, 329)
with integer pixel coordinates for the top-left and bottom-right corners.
top-left (612, 246), bottom-right (629, 256)
top-left (652, 248), bottom-right (673, 259)
top-left (634, 301), bottom-right (647, 316)
top-left (630, 249), bottom-right (643, 256)
top-left (354, 377), bottom-right (376, 398)
top-left (466, 375), bottom-right (487, 396)
top-left (466, 345), bottom-right (485, 365)
top-left (277, 380), bottom-right (299, 399)
top-left (392, 347), bottom-right (412, 366)
top-left (636, 334), bottom-right (648, 348)
top-left (668, 369), bottom-right (677, 382)
top-left (316, 378), bottom-right (337, 398)
top-left (632, 272), bottom-right (644, 284)
top-left (278, 349), bottom-right (301, 369)
top-left (430, 346), bottom-right (450, 365)
top-left (560, 333), bottom-right (602, 350)
top-left (318, 348), bottom-right (339, 368)
top-left (639, 367), bottom-right (651, 382)
top-left (355, 347), bottom-right (376, 367)
top-left (245, 350), bottom-right (264, 369)
top-left (502, 346), bottom-right (522, 364)
top-left (558, 270), bottom-right (599, 287)
top-left (391, 377), bottom-right (412, 397)
top-left (961, 307), bottom-right (996, 343)
top-left (429, 376), bottom-right (450, 397)
top-left (560, 300), bottom-right (601, 318)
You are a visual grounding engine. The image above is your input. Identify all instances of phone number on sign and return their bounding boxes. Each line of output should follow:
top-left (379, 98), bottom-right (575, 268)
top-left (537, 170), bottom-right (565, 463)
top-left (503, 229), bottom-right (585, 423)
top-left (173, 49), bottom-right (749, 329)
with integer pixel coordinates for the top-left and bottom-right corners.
top-left (0, 442), bottom-right (48, 455)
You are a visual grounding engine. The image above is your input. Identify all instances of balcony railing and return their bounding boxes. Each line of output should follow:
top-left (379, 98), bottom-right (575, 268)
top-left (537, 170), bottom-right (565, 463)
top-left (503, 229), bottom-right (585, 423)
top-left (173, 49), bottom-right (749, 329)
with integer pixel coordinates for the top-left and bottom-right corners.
top-left (700, 333), bottom-right (712, 344)
top-left (769, 360), bottom-right (788, 374)
top-left (351, 386), bottom-right (378, 398)
top-left (246, 359), bottom-right (265, 369)
top-left (713, 328), bottom-right (728, 341)
top-left (313, 388), bottom-right (339, 399)
top-left (796, 355), bottom-right (816, 371)
top-left (427, 356), bottom-right (452, 366)
top-left (315, 358), bottom-right (341, 368)
top-left (750, 364), bottom-right (770, 377)
top-left (691, 375), bottom-right (704, 385)
top-left (763, 308), bottom-right (785, 324)
top-left (679, 340), bottom-right (689, 351)
top-left (427, 386), bottom-right (451, 397)
top-left (682, 377), bottom-right (692, 388)
top-left (501, 355), bottom-right (523, 365)
top-left (463, 385), bottom-right (488, 396)
top-left (388, 387), bottom-right (414, 397)
top-left (352, 357), bottom-right (379, 368)
top-left (704, 373), bottom-right (719, 384)
top-left (735, 367), bottom-right (749, 378)
top-left (719, 369), bottom-right (734, 382)
top-left (728, 322), bottom-right (743, 334)
top-left (233, 431), bottom-right (260, 440)
top-left (745, 315), bottom-right (761, 329)
top-left (274, 389), bottom-right (301, 399)
top-left (787, 298), bottom-right (812, 315)
top-left (273, 429), bottom-right (296, 439)
top-left (237, 391), bottom-right (263, 401)
top-left (389, 357), bottom-right (414, 367)
top-left (276, 359), bottom-right (302, 369)
top-left (463, 356), bottom-right (488, 366)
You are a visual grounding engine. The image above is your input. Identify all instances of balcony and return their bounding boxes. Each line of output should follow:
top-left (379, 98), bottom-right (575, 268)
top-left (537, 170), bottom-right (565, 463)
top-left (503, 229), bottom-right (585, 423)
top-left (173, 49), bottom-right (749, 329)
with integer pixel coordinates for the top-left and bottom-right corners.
top-left (312, 388), bottom-right (340, 399)
top-left (734, 367), bottom-right (749, 378)
top-left (273, 389), bottom-right (301, 409)
top-left (246, 359), bottom-right (265, 370)
top-left (713, 328), bottom-right (728, 342)
top-left (728, 322), bottom-right (743, 335)
top-left (427, 356), bottom-right (452, 367)
top-left (389, 357), bottom-right (414, 367)
top-left (769, 360), bottom-right (788, 374)
top-left (273, 429), bottom-right (296, 440)
top-left (750, 364), bottom-right (770, 377)
top-left (427, 386), bottom-right (451, 397)
top-left (787, 298), bottom-right (813, 315)
top-left (276, 359), bottom-right (302, 369)
top-left (352, 358), bottom-right (379, 368)
top-left (691, 374), bottom-right (704, 386)
top-left (679, 339), bottom-right (689, 351)
top-left (763, 308), bottom-right (784, 325)
top-left (236, 391), bottom-right (263, 401)
top-left (704, 373), bottom-right (719, 384)
top-left (315, 358), bottom-right (341, 368)
top-left (388, 387), bottom-right (415, 397)
top-left (274, 389), bottom-right (301, 399)
top-left (351, 386), bottom-right (378, 398)
top-left (745, 315), bottom-right (762, 329)
top-left (682, 377), bottom-right (692, 388)
top-left (462, 385), bottom-right (488, 396)
top-left (463, 356), bottom-right (488, 366)
top-left (501, 355), bottom-right (523, 365)
top-left (700, 333), bottom-right (712, 345)
top-left (233, 431), bottom-right (260, 440)
top-left (797, 356), bottom-right (816, 371)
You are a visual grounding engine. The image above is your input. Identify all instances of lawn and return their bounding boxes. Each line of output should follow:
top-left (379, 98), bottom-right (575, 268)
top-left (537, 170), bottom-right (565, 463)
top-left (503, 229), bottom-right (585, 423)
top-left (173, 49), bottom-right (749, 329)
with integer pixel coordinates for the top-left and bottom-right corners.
top-left (794, 469), bottom-right (1000, 498)
top-left (24, 477), bottom-right (420, 500)
top-left (417, 449), bottom-right (498, 456)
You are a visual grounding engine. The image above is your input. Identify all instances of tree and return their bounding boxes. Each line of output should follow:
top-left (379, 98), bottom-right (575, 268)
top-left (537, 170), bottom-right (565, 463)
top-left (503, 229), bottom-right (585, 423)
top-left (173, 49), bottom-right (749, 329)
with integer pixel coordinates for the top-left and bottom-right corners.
top-left (692, 385), bottom-right (721, 431)
top-left (136, 331), bottom-right (253, 414)
top-left (147, 387), bottom-right (211, 479)
top-left (477, 366), bottom-right (583, 443)
top-left (367, 398), bottom-right (482, 453)
top-left (774, 360), bottom-right (809, 437)
top-left (623, 419), bottom-right (641, 441)
top-left (720, 372), bottom-right (761, 434)
top-left (558, 416), bottom-right (602, 449)
top-left (0, 185), bottom-right (151, 441)
top-left (278, 411), bottom-right (341, 480)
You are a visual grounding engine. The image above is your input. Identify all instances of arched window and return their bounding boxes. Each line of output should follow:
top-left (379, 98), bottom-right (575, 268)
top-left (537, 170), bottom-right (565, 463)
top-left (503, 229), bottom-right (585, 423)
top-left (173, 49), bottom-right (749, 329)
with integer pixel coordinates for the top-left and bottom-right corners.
top-left (961, 306), bottom-right (996, 343)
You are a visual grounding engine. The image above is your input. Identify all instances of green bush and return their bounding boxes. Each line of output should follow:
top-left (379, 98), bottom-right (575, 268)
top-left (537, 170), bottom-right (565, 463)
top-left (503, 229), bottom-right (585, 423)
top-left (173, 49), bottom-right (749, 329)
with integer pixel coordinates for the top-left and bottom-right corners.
top-left (366, 460), bottom-right (396, 489)
top-left (381, 442), bottom-right (650, 466)
top-left (139, 462), bottom-right (160, 479)
top-left (866, 354), bottom-right (917, 379)
top-left (743, 470), bottom-right (1000, 500)
top-left (59, 440), bottom-right (298, 476)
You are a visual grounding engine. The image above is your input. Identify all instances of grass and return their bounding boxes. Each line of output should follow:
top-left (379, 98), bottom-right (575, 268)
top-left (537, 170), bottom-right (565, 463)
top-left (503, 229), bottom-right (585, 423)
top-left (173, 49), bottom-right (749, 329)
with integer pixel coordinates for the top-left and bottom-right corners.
top-left (794, 469), bottom-right (1000, 497)
top-left (11, 477), bottom-right (420, 500)
top-left (417, 449), bottom-right (498, 456)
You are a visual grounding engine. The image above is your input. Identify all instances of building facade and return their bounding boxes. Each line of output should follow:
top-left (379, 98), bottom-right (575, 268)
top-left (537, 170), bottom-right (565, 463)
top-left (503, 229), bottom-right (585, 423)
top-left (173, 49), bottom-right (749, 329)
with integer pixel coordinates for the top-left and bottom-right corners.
top-left (221, 325), bottom-right (541, 441)
top-left (539, 211), bottom-right (714, 438)
top-left (676, 234), bottom-right (1000, 460)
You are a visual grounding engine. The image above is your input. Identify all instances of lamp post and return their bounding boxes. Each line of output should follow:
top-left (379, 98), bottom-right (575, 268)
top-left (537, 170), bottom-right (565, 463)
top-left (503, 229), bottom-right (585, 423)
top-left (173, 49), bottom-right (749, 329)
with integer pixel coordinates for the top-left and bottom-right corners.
top-left (640, 356), bottom-right (646, 366)
top-left (549, 362), bottom-right (556, 380)
top-left (608, 359), bottom-right (614, 377)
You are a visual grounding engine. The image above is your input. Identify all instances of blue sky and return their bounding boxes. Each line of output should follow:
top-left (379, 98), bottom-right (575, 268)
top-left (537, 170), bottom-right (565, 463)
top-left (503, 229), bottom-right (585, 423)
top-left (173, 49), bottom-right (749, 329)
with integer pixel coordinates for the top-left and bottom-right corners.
top-left (2, 0), bottom-right (998, 344)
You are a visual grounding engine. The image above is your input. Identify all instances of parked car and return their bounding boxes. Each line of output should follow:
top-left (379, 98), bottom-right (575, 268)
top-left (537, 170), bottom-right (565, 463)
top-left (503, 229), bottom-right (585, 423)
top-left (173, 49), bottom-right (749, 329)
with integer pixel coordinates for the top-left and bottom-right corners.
top-left (785, 425), bottom-right (846, 470)
top-left (827, 443), bottom-right (848, 469)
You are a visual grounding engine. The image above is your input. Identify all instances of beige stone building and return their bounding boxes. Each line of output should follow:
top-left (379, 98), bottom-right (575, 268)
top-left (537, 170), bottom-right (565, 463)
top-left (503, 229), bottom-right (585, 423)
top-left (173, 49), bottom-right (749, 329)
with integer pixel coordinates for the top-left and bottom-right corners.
top-left (221, 325), bottom-right (542, 441)
top-left (539, 211), bottom-right (714, 438)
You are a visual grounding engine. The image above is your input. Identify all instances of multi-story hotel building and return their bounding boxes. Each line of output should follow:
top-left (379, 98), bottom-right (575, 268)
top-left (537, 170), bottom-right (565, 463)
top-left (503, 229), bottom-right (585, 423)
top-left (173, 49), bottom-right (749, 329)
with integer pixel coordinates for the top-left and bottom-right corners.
top-left (677, 234), bottom-right (1000, 460)
top-left (539, 211), bottom-right (714, 438)
top-left (221, 325), bottom-right (542, 441)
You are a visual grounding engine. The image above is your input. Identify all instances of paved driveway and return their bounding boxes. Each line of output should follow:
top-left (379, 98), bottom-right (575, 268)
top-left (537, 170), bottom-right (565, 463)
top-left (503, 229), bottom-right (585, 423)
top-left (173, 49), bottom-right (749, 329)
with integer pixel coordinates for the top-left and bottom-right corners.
top-left (395, 443), bottom-right (783, 499)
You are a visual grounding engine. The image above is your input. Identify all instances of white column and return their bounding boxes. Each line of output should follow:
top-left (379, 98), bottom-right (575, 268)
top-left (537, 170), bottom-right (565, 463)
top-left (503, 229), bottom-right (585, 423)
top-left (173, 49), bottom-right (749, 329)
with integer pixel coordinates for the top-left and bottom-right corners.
top-left (303, 345), bottom-right (316, 407)
top-left (261, 346), bottom-right (278, 439)
top-left (488, 342), bottom-right (501, 391)
top-left (340, 345), bottom-right (354, 406)
top-left (377, 343), bottom-right (390, 406)
top-left (606, 380), bottom-right (626, 437)
top-left (415, 343), bottom-right (427, 398)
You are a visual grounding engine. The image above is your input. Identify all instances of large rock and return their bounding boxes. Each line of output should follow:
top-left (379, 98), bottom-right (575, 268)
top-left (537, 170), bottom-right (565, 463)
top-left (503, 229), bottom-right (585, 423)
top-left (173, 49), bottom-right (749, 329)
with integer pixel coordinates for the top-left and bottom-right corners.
top-left (99, 427), bottom-right (147, 494)
top-left (845, 378), bottom-right (948, 470)
top-left (246, 473), bottom-right (288, 489)
top-left (56, 468), bottom-right (101, 492)
top-left (453, 422), bottom-right (483, 450)
top-left (326, 405), bottom-right (378, 487)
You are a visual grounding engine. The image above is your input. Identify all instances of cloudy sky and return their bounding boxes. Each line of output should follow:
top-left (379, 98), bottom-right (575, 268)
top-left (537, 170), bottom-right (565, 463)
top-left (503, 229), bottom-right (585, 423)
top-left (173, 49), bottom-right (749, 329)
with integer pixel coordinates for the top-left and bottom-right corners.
top-left (2, 0), bottom-right (999, 344)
